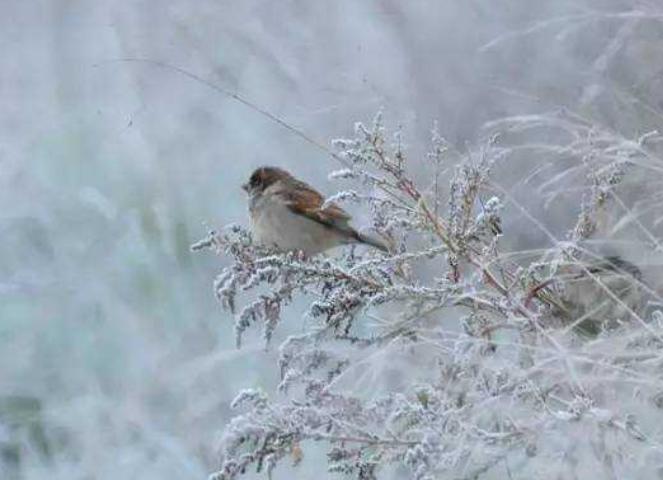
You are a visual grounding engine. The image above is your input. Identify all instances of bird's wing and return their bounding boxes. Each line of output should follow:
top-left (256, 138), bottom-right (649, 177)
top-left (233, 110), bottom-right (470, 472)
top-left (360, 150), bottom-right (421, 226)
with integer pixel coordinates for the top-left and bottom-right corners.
top-left (279, 179), bottom-right (354, 233)
top-left (591, 256), bottom-right (642, 280)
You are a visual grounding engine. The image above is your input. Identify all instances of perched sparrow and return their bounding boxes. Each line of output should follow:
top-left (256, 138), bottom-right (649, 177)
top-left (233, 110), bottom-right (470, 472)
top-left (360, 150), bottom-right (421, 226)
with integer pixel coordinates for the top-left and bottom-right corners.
top-left (242, 166), bottom-right (387, 255)
top-left (555, 255), bottom-right (646, 336)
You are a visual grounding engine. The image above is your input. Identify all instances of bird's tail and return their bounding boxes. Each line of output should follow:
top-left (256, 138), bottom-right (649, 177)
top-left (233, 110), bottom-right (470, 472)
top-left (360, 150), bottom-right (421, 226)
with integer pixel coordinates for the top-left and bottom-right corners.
top-left (354, 231), bottom-right (390, 253)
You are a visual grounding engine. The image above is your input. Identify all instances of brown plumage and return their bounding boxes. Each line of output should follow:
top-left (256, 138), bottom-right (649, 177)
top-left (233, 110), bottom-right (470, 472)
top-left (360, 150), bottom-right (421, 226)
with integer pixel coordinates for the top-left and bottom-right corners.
top-left (243, 166), bottom-right (388, 254)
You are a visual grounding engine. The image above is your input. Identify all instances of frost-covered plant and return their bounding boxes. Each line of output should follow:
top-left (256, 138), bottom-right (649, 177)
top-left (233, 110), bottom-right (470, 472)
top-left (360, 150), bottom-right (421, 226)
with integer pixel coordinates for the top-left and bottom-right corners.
top-left (195, 111), bottom-right (663, 479)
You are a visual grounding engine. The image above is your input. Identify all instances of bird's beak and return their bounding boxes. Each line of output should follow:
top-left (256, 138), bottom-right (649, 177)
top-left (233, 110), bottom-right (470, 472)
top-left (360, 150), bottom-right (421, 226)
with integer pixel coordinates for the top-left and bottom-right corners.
top-left (241, 182), bottom-right (249, 192)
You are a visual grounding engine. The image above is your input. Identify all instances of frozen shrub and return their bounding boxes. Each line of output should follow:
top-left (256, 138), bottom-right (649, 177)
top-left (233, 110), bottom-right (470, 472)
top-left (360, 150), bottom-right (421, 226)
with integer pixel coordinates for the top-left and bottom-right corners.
top-left (196, 110), bottom-right (663, 479)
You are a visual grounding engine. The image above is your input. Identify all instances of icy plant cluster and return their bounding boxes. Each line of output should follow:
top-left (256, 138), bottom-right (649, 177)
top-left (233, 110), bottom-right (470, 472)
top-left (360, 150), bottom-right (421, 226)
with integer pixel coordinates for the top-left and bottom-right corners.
top-left (195, 112), bottom-right (663, 479)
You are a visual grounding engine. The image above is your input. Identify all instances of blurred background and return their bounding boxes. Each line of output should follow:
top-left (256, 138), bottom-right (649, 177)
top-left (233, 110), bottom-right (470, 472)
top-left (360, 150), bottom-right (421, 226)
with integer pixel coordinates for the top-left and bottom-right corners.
top-left (2, 0), bottom-right (663, 478)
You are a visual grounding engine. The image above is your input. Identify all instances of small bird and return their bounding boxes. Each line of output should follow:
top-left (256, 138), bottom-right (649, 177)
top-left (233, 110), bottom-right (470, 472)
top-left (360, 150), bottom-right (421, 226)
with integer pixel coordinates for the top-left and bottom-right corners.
top-left (555, 255), bottom-right (646, 336)
top-left (242, 166), bottom-right (388, 255)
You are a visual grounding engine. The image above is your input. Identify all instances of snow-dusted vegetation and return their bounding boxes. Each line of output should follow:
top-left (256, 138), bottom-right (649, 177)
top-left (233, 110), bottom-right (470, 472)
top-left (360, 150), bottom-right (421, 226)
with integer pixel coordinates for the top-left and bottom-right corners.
top-left (199, 110), bottom-right (663, 479)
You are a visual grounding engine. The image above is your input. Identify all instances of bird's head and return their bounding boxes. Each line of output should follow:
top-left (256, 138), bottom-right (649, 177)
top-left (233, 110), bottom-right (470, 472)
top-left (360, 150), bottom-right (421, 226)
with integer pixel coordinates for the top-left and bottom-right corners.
top-left (242, 166), bottom-right (291, 196)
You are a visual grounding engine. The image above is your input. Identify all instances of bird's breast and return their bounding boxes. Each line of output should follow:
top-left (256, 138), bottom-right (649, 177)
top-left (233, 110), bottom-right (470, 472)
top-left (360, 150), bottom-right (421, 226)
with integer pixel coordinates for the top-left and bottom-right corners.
top-left (249, 194), bottom-right (341, 254)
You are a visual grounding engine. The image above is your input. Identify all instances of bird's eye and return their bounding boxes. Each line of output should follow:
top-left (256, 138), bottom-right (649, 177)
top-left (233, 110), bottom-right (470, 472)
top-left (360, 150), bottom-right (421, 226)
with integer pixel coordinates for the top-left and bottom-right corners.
top-left (250, 173), bottom-right (262, 187)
